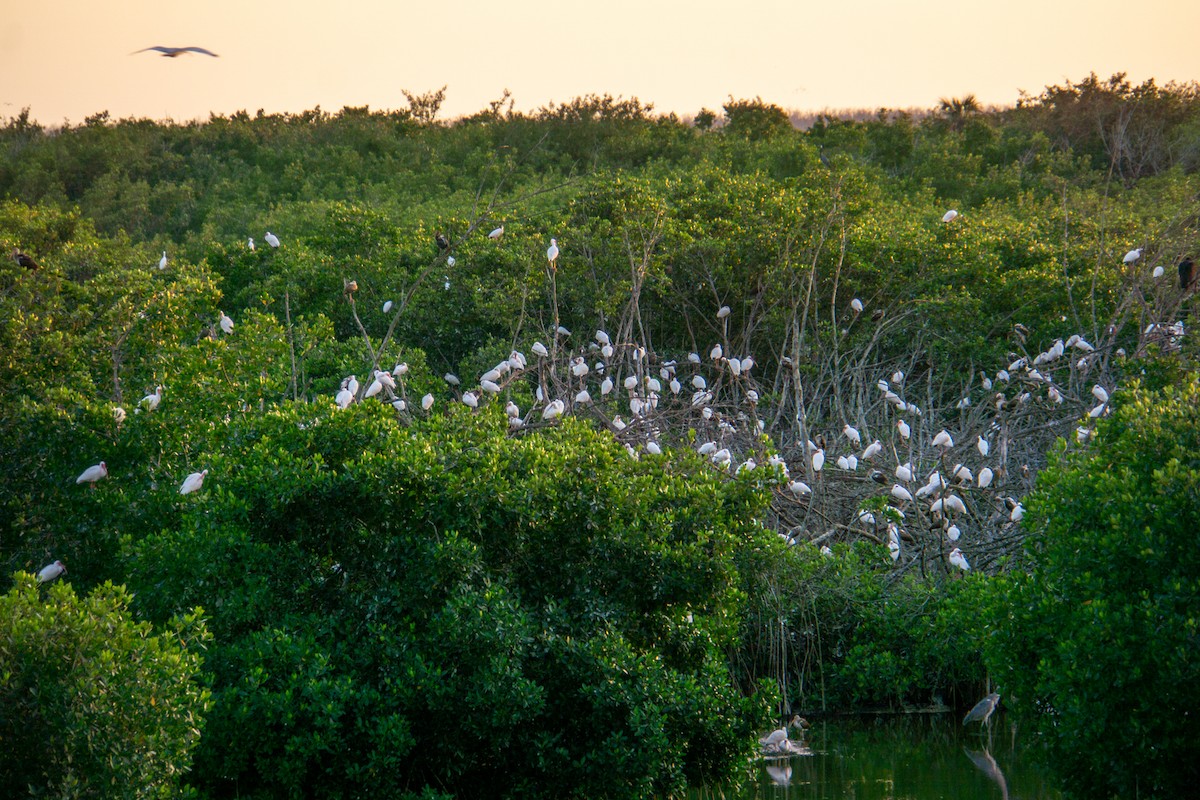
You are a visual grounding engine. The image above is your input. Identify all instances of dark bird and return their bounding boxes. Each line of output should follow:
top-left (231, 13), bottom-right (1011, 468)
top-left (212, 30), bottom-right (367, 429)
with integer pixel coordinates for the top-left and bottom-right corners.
top-left (133, 46), bottom-right (219, 58)
top-left (435, 232), bottom-right (450, 252)
top-left (963, 692), bottom-right (1001, 727)
top-left (12, 248), bottom-right (38, 270)
top-left (1180, 257), bottom-right (1196, 291)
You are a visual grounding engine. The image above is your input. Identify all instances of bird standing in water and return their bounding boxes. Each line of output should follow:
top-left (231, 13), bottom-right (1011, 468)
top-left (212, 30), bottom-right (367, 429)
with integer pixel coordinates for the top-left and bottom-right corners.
top-left (964, 692), bottom-right (1001, 727)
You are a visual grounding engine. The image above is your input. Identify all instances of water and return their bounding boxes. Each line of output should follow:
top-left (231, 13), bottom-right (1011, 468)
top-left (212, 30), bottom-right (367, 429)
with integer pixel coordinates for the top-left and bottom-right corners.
top-left (693, 714), bottom-right (1062, 800)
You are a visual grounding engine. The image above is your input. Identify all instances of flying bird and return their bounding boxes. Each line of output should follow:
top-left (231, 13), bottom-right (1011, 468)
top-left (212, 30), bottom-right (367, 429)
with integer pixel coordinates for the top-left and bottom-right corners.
top-left (133, 46), bottom-right (219, 58)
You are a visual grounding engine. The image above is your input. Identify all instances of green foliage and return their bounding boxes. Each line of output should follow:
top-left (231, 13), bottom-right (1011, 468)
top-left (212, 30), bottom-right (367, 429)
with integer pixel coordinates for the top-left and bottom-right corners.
top-left (0, 576), bottom-right (211, 798)
top-left (981, 378), bottom-right (1200, 797)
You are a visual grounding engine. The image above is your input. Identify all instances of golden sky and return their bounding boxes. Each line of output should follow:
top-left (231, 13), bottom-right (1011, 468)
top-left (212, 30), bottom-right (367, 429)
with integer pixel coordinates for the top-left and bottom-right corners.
top-left (5, 0), bottom-right (1200, 125)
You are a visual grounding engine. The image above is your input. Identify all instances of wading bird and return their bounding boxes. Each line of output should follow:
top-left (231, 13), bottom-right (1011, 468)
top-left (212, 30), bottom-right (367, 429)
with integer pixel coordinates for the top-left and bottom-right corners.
top-left (264, 231), bottom-right (280, 248)
top-left (943, 209), bottom-right (959, 223)
top-left (133, 45), bottom-right (219, 57)
top-left (218, 311), bottom-right (234, 334)
top-left (76, 462), bottom-right (108, 486)
top-left (759, 716), bottom-right (808, 755)
top-left (158, 251), bottom-right (167, 270)
top-left (546, 238), bottom-right (559, 268)
top-left (179, 469), bottom-right (208, 495)
top-left (964, 692), bottom-right (1001, 727)
top-left (38, 560), bottom-right (66, 583)
top-left (140, 385), bottom-right (162, 412)
top-left (488, 225), bottom-right (504, 241)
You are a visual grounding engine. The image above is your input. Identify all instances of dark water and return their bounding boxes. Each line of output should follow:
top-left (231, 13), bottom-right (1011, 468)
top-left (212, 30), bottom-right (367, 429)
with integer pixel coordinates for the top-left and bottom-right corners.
top-left (692, 714), bottom-right (1062, 800)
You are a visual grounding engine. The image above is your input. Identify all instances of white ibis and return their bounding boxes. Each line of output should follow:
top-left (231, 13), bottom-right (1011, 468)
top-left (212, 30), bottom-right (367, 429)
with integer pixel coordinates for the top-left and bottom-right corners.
top-left (851, 298), bottom-right (864, 313)
top-left (444, 373), bottom-right (460, 386)
top-left (532, 342), bottom-right (549, 358)
top-left (158, 251), bottom-right (168, 270)
top-left (897, 419), bottom-right (911, 439)
top-left (346, 375), bottom-right (359, 397)
top-left (546, 238), bottom-right (559, 267)
top-left (891, 484), bottom-right (913, 502)
top-left (595, 329), bottom-right (610, 346)
top-left (1153, 266), bottom-right (1165, 279)
top-left (488, 225), bottom-right (504, 241)
top-left (692, 375), bottom-right (706, 390)
top-left (601, 377), bottom-right (614, 395)
top-left (948, 548), bottom-right (970, 571)
top-left (953, 464), bottom-right (974, 483)
top-left (505, 400), bottom-right (520, 418)
top-left (1092, 385), bottom-right (1110, 403)
top-left (977, 467), bottom-right (994, 488)
top-left (862, 440), bottom-right (882, 460)
top-left (335, 388), bottom-right (353, 409)
top-left (1122, 248), bottom-right (1142, 264)
top-left (383, 300), bottom-right (393, 313)
top-left (392, 363), bottom-right (409, 376)
top-left (140, 386), bottom-right (162, 412)
top-left (541, 399), bottom-right (565, 420)
top-left (37, 560), bottom-right (67, 583)
top-left (462, 392), bottom-right (479, 408)
top-left (179, 469), bottom-right (208, 495)
top-left (447, 256), bottom-right (456, 267)
top-left (947, 524), bottom-right (961, 541)
top-left (1010, 503), bottom-right (1025, 522)
top-left (134, 45), bottom-right (219, 57)
top-left (556, 325), bottom-right (570, 337)
top-left (977, 436), bottom-right (989, 456)
top-left (248, 237), bottom-right (255, 250)
top-left (943, 209), bottom-right (958, 223)
top-left (710, 344), bottom-right (723, 361)
top-left (265, 232), bottom-right (281, 248)
top-left (113, 407), bottom-right (126, 424)
top-left (421, 394), bottom-right (434, 410)
top-left (843, 424), bottom-right (861, 445)
top-left (645, 442), bottom-right (662, 455)
top-left (218, 311), bottom-right (234, 334)
top-left (481, 379), bottom-right (502, 394)
top-left (76, 462), bottom-right (108, 485)
top-left (932, 430), bottom-right (954, 449)
top-left (895, 463), bottom-right (914, 482)
top-left (717, 305), bottom-right (731, 319)
top-left (811, 450), bottom-right (825, 472)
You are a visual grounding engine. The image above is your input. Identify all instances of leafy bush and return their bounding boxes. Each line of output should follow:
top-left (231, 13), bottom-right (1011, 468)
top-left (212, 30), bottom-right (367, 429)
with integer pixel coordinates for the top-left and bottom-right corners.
top-left (0, 576), bottom-right (211, 798)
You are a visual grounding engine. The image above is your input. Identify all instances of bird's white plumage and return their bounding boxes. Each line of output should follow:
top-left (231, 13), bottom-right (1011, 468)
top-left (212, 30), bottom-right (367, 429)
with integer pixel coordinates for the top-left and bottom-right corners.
top-left (265, 232), bottom-right (280, 248)
top-left (179, 469), bottom-right (208, 495)
top-left (76, 462), bottom-right (108, 485)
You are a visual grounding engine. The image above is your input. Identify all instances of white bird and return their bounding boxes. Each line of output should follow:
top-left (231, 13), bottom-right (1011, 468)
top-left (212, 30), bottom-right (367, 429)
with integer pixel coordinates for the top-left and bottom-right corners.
top-left (1089, 402), bottom-right (1107, 419)
top-left (345, 375), bottom-right (359, 397)
top-left (481, 380), bottom-right (502, 394)
top-left (335, 388), bottom-right (353, 409)
top-left (892, 370), bottom-right (905, 384)
top-left (447, 255), bottom-right (456, 267)
top-left (392, 363), bottom-right (409, 377)
top-left (574, 389), bottom-right (591, 404)
top-left (218, 311), bottom-right (234, 334)
top-left (717, 305), bottom-right (731, 319)
top-left (624, 375), bottom-right (639, 391)
top-left (265, 231), bottom-right (280, 248)
top-left (669, 378), bottom-right (681, 394)
top-left (1122, 247), bottom-right (1142, 264)
top-left (488, 225), bottom-right (504, 241)
top-left (556, 325), bottom-right (571, 337)
top-left (944, 495), bottom-right (967, 514)
top-left (897, 419), bottom-right (911, 440)
top-left (37, 560), bottom-right (67, 583)
top-left (546, 238), bottom-right (559, 266)
top-left (76, 462), bottom-right (108, 485)
top-left (248, 237), bottom-right (255, 250)
top-left (1153, 265), bottom-right (1165, 279)
top-left (947, 524), bottom-right (961, 542)
top-left (888, 527), bottom-right (901, 560)
top-left (179, 469), bottom-right (208, 495)
top-left (843, 424), bottom-right (861, 445)
top-left (364, 378), bottom-right (383, 398)
top-left (601, 377), bottom-right (614, 395)
top-left (113, 407), bottom-right (126, 424)
top-left (932, 430), bottom-right (954, 449)
top-left (141, 386), bottom-right (162, 412)
top-left (383, 300), bottom-right (393, 313)
top-left (571, 360), bottom-right (589, 378)
top-left (1010, 503), bottom-right (1025, 522)
top-left (948, 548), bottom-right (970, 571)
top-left (710, 344), bottom-right (723, 361)
top-left (891, 484), bottom-right (914, 502)
top-left (505, 400), bottom-right (520, 418)
top-left (861, 440), bottom-right (882, 460)
top-left (943, 209), bottom-right (959, 223)
top-left (851, 298), bottom-right (864, 313)
top-left (646, 442), bottom-right (662, 456)
top-left (541, 399), bottom-right (565, 420)
top-left (1092, 385), bottom-right (1110, 403)
top-left (692, 375), bottom-right (707, 390)
top-left (977, 436), bottom-right (990, 456)
top-left (158, 251), bottom-right (168, 270)
top-left (421, 394), bottom-right (434, 410)
top-left (532, 342), bottom-right (549, 358)
top-left (759, 716), bottom-right (806, 755)
top-left (444, 373), bottom-right (460, 386)
top-left (788, 480), bottom-right (812, 496)
top-left (811, 450), bottom-right (825, 472)
top-left (977, 467), bottom-right (994, 489)
top-left (836, 455), bottom-right (851, 470)
top-left (895, 463), bottom-right (914, 482)
top-left (688, 352), bottom-right (701, 365)
top-left (953, 464), bottom-right (974, 483)
top-left (462, 392), bottom-right (479, 408)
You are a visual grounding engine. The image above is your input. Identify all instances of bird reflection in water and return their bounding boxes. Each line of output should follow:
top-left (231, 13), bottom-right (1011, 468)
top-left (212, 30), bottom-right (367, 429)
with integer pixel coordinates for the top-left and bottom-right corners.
top-left (964, 746), bottom-right (1009, 800)
top-left (764, 761), bottom-right (792, 786)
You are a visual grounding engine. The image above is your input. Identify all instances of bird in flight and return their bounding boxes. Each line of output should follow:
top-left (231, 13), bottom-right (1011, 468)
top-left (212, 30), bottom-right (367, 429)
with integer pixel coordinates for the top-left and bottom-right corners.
top-left (133, 46), bottom-right (219, 58)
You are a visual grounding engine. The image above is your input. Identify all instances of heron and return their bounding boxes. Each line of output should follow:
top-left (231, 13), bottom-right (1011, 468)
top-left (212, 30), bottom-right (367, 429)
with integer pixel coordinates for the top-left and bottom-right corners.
top-left (546, 238), bottom-right (559, 267)
top-left (759, 716), bottom-right (808, 755)
top-left (140, 385), bottom-right (163, 412)
top-left (963, 692), bottom-right (1001, 727)
top-left (133, 45), bottom-right (219, 58)
top-left (218, 311), bottom-right (234, 335)
top-left (157, 251), bottom-right (168, 270)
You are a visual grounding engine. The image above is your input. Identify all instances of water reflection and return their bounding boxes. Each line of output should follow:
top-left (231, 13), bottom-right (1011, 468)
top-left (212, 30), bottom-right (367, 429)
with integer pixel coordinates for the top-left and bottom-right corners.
top-left (691, 714), bottom-right (1061, 800)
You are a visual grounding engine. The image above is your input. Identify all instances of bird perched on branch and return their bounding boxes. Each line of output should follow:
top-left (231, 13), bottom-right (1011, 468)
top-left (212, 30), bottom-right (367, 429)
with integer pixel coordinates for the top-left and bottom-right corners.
top-left (37, 560), bottom-right (67, 583)
top-left (12, 248), bottom-right (38, 269)
top-left (133, 45), bottom-right (219, 58)
top-left (435, 232), bottom-right (450, 251)
top-left (1181, 257), bottom-right (1197, 291)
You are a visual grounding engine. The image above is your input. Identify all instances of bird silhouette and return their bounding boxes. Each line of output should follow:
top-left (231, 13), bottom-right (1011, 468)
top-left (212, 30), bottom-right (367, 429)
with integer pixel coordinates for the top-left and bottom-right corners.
top-left (133, 46), bottom-right (219, 58)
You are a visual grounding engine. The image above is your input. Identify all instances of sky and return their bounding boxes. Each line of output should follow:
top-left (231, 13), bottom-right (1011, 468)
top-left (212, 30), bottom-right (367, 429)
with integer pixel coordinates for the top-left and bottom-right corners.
top-left (4, 0), bottom-right (1200, 126)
